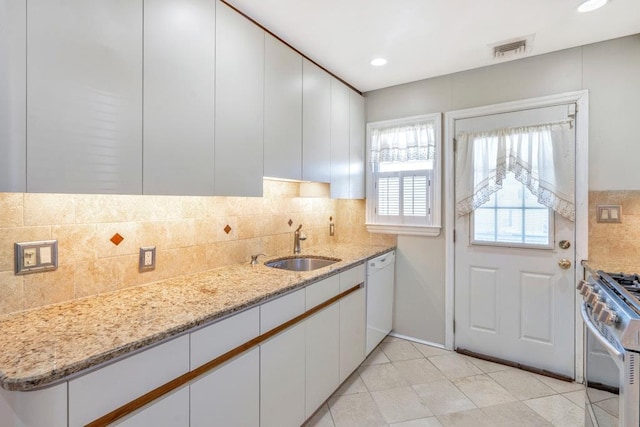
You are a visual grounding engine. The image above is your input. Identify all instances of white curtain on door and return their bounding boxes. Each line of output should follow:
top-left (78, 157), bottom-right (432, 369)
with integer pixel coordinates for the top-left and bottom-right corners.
top-left (370, 122), bottom-right (436, 163)
top-left (455, 119), bottom-right (575, 221)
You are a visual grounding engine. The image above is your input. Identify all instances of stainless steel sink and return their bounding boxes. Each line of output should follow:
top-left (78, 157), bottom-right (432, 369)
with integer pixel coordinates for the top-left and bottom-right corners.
top-left (265, 256), bottom-right (341, 271)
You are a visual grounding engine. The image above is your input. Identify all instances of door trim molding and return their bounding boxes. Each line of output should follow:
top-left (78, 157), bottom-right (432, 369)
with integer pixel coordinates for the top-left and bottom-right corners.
top-left (444, 90), bottom-right (589, 383)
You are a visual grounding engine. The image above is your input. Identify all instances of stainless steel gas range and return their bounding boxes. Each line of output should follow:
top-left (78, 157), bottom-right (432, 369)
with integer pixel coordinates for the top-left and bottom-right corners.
top-left (578, 264), bottom-right (640, 426)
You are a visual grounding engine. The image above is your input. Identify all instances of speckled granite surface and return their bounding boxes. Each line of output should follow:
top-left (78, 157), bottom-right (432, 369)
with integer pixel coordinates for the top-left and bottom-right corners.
top-left (0, 243), bottom-right (394, 391)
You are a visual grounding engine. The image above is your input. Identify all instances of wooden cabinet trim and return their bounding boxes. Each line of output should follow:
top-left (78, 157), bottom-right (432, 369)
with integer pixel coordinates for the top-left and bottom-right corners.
top-left (85, 282), bottom-right (364, 427)
top-left (218, 0), bottom-right (361, 96)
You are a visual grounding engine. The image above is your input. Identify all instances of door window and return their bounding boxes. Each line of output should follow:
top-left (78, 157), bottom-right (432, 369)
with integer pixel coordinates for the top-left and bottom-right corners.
top-left (471, 173), bottom-right (554, 248)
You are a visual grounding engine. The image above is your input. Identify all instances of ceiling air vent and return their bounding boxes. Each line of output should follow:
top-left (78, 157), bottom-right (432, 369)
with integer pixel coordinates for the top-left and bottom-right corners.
top-left (489, 34), bottom-right (535, 60)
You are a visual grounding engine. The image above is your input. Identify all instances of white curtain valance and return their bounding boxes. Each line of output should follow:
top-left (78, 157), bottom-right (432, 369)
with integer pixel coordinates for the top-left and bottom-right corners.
top-left (455, 120), bottom-right (575, 221)
top-left (370, 122), bottom-right (436, 163)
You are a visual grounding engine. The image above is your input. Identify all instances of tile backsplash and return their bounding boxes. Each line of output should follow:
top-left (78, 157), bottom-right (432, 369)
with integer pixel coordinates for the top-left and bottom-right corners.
top-left (589, 190), bottom-right (640, 273)
top-left (0, 180), bottom-right (394, 316)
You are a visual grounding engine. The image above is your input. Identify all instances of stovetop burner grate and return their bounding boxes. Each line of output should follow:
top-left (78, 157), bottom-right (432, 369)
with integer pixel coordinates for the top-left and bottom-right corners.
top-left (601, 271), bottom-right (640, 315)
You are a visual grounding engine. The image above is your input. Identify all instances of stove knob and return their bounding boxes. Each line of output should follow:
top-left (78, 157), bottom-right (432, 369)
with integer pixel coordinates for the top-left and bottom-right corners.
top-left (593, 301), bottom-right (606, 316)
top-left (586, 292), bottom-right (600, 306)
top-left (577, 280), bottom-right (590, 295)
top-left (598, 307), bottom-right (618, 326)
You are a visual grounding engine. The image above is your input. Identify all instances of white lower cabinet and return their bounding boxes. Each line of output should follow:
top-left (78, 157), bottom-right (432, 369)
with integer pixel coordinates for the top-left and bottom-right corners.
top-left (68, 335), bottom-right (190, 427)
top-left (190, 348), bottom-right (259, 427)
top-left (339, 287), bottom-right (366, 382)
top-left (190, 307), bottom-right (260, 427)
top-left (0, 383), bottom-right (67, 427)
top-left (118, 386), bottom-right (190, 427)
top-left (260, 323), bottom-right (306, 427)
top-left (339, 264), bottom-right (366, 382)
top-left (305, 303), bottom-right (340, 417)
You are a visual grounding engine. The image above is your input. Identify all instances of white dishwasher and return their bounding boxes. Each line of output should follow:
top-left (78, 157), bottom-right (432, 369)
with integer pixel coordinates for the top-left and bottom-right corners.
top-left (366, 251), bottom-right (395, 355)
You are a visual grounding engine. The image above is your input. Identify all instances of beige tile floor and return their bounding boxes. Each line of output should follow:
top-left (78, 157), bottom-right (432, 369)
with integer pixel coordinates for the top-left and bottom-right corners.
top-left (304, 336), bottom-right (589, 427)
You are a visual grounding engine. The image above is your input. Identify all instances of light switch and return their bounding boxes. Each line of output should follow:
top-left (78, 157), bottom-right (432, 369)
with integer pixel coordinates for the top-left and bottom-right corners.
top-left (597, 205), bottom-right (622, 223)
top-left (15, 240), bottom-right (58, 275)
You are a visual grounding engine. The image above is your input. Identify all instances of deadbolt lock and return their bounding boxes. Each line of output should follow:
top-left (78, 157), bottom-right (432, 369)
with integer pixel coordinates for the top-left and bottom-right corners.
top-left (559, 240), bottom-right (571, 250)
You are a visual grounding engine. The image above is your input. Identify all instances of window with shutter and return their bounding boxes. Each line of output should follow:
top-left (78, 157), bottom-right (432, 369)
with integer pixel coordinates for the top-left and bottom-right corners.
top-left (366, 114), bottom-right (442, 236)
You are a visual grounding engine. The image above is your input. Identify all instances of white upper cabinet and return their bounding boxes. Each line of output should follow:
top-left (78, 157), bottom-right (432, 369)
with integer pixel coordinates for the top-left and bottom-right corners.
top-left (330, 78), bottom-right (351, 199)
top-left (143, 0), bottom-right (215, 196)
top-left (264, 34), bottom-right (303, 181)
top-left (0, 0), bottom-right (26, 192)
top-left (26, 0), bottom-right (143, 194)
top-left (349, 90), bottom-right (366, 199)
top-left (302, 59), bottom-right (331, 183)
top-left (215, 1), bottom-right (265, 197)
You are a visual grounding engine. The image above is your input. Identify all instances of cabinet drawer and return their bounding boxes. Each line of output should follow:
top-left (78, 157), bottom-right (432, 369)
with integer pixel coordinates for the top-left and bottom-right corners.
top-left (190, 307), bottom-right (260, 368)
top-left (260, 288), bottom-right (305, 333)
top-left (340, 263), bottom-right (365, 292)
top-left (69, 335), bottom-right (189, 427)
top-left (306, 275), bottom-right (340, 309)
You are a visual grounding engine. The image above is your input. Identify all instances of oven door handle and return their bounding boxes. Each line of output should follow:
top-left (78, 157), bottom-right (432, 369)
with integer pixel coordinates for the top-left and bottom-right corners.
top-left (580, 302), bottom-right (624, 362)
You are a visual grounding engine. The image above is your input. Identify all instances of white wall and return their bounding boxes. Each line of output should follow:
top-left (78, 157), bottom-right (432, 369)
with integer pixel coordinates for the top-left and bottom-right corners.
top-left (366, 34), bottom-right (640, 345)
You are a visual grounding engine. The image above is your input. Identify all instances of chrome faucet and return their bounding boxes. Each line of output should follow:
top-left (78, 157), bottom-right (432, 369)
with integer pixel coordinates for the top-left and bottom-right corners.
top-left (293, 224), bottom-right (307, 254)
top-left (250, 253), bottom-right (266, 266)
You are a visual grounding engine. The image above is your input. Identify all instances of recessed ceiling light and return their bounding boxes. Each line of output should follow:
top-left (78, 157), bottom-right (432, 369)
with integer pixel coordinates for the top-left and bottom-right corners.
top-left (578, 0), bottom-right (608, 13)
top-left (370, 58), bottom-right (387, 67)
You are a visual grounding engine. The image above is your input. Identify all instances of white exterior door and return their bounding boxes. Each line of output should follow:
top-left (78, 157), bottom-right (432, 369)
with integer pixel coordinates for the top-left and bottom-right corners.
top-left (454, 105), bottom-right (576, 378)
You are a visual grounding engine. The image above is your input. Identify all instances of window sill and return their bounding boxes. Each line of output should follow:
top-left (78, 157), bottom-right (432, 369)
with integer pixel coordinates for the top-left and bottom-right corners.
top-left (365, 224), bottom-right (441, 237)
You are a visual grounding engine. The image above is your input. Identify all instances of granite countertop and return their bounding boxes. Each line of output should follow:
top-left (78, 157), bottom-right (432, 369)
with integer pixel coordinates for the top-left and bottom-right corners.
top-left (0, 243), bottom-right (395, 392)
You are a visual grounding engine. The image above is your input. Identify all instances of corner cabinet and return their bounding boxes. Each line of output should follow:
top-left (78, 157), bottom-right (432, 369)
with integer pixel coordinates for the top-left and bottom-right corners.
top-left (143, 0), bottom-right (216, 196)
top-left (26, 0), bottom-right (143, 194)
top-left (214, 1), bottom-right (265, 197)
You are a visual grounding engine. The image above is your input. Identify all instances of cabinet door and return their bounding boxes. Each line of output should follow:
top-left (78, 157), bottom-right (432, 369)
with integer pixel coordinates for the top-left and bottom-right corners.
top-left (260, 288), bottom-right (305, 333)
top-left (330, 78), bottom-right (350, 199)
top-left (264, 34), bottom-right (302, 181)
top-left (118, 386), bottom-right (189, 427)
top-left (27, 0), bottom-right (143, 194)
top-left (349, 90), bottom-right (366, 199)
top-left (215, 1), bottom-right (264, 196)
top-left (302, 59), bottom-right (331, 183)
top-left (0, 0), bottom-right (26, 192)
top-left (0, 382), bottom-right (67, 427)
top-left (305, 304), bottom-right (340, 417)
top-left (339, 288), bottom-right (366, 383)
top-left (69, 335), bottom-right (189, 426)
top-left (143, 0), bottom-right (215, 195)
top-left (191, 348), bottom-right (259, 427)
top-left (260, 323), bottom-right (306, 427)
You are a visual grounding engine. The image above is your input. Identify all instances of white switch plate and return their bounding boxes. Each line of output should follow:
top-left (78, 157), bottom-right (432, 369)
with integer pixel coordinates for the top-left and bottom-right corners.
top-left (139, 247), bottom-right (156, 272)
top-left (14, 240), bottom-right (58, 275)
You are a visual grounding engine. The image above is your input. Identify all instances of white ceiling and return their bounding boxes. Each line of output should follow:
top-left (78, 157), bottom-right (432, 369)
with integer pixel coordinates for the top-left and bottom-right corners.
top-left (225, 0), bottom-right (640, 92)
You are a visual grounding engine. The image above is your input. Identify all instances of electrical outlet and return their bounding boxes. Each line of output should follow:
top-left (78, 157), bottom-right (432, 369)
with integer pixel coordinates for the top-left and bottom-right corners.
top-left (139, 247), bottom-right (156, 272)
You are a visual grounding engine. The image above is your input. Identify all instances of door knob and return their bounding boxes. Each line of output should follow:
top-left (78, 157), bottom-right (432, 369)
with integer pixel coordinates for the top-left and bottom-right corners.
top-left (558, 259), bottom-right (572, 269)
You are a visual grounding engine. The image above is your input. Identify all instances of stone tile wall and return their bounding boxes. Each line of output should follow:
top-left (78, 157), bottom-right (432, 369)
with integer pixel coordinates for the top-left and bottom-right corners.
top-left (589, 190), bottom-right (640, 273)
top-left (0, 180), bottom-right (395, 316)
